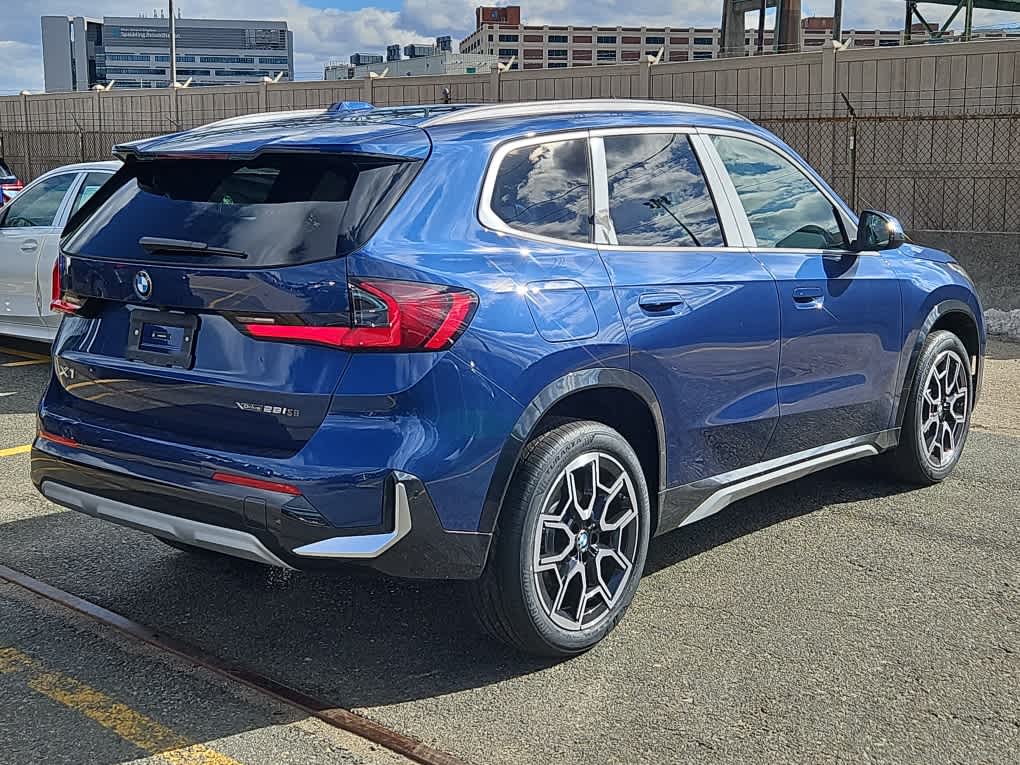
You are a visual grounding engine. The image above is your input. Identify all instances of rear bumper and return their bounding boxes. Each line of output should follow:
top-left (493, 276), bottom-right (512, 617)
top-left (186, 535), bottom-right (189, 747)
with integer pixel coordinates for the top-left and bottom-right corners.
top-left (31, 447), bottom-right (491, 580)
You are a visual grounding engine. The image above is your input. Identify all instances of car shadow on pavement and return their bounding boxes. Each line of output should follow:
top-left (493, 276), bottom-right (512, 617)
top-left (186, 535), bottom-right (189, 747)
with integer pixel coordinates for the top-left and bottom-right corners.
top-left (0, 458), bottom-right (917, 711)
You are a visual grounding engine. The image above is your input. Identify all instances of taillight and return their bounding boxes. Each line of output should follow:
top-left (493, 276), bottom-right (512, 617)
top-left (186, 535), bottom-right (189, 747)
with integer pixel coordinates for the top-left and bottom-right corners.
top-left (212, 471), bottom-right (301, 496)
top-left (49, 258), bottom-right (82, 315)
top-left (240, 278), bottom-right (477, 351)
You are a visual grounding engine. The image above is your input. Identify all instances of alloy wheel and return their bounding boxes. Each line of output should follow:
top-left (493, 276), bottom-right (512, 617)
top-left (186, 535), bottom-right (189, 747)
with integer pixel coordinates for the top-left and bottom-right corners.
top-left (920, 349), bottom-right (970, 469)
top-left (531, 452), bottom-right (640, 631)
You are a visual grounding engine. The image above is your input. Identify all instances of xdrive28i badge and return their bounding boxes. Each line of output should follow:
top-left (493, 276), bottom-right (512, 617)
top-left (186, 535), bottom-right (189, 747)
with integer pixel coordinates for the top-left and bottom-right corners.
top-left (133, 271), bottom-right (153, 300)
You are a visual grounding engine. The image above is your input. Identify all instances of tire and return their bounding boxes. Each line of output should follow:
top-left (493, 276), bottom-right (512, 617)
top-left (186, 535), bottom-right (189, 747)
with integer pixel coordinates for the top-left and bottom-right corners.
top-left (470, 421), bottom-right (651, 657)
top-left (882, 330), bottom-right (973, 485)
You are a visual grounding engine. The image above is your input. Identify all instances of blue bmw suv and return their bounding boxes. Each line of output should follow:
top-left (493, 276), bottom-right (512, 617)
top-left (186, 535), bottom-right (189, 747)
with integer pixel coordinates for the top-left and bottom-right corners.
top-left (34, 100), bottom-right (984, 656)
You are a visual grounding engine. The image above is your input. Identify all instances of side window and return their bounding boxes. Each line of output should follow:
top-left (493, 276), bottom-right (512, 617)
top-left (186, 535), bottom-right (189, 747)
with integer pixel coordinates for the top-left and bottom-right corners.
top-left (603, 133), bottom-right (725, 247)
top-left (711, 135), bottom-right (847, 250)
top-left (0, 173), bottom-right (76, 228)
top-left (69, 172), bottom-right (113, 216)
top-left (490, 138), bottom-right (591, 243)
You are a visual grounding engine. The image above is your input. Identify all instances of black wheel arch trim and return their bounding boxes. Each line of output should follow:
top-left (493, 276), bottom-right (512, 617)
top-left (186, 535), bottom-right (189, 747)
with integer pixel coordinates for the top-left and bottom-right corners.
top-left (478, 367), bottom-right (667, 535)
top-left (894, 299), bottom-right (982, 430)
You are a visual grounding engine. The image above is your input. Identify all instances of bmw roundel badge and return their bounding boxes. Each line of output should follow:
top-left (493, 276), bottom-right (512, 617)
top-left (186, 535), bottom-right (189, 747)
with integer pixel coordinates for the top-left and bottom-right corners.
top-left (134, 270), bottom-right (153, 300)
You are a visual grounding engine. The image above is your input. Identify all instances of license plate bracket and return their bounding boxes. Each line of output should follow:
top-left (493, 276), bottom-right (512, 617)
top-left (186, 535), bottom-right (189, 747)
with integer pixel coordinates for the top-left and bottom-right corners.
top-left (126, 310), bottom-right (198, 368)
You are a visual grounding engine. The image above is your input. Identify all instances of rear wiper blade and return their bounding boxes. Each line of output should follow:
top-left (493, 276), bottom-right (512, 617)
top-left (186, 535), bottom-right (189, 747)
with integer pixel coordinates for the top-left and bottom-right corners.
top-left (139, 237), bottom-right (247, 259)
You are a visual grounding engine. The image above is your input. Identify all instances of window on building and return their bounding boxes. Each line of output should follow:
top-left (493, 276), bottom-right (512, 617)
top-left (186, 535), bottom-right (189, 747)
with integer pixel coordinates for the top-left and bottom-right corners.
top-left (879, 39), bottom-right (899, 46)
top-left (597, 50), bottom-right (618, 61)
top-left (548, 34), bottom-right (568, 43)
top-left (490, 139), bottom-right (591, 243)
top-left (645, 36), bottom-right (665, 45)
top-left (549, 62), bottom-right (568, 68)
top-left (711, 135), bottom-right (848, 249)
top-left (498, 34), bottom-right (519, 42)
top-left (604, 133), bottom-right (724, 248)
top-left (548, 49), bottom-right (568, 58)
top-left (259, 56), bottom-right (289, 64)
top-left (597, 35), bottom-right (617, 44)
top-left (197, 56), bottom-right (254, 64)
top-left (498, 49), bottom-right (519, 57)
top-left (154, 55), bottom-right (196, 63)
top-left (693, 37), bottom-right (715, 46)
top-left (693, 51), bottom-right (714, 60)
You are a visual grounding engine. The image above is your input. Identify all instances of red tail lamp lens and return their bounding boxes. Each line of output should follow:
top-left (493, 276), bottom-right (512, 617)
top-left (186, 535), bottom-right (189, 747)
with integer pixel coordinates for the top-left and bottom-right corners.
top-left (241, 279), bottom-right (477, 351)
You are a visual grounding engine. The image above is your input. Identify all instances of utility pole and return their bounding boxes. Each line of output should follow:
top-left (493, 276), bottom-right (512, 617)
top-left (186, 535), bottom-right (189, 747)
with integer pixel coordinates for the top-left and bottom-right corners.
top-left (169, 0), bottom-right (177, 86)
top-left (833, 0), bottom-right (843, 43)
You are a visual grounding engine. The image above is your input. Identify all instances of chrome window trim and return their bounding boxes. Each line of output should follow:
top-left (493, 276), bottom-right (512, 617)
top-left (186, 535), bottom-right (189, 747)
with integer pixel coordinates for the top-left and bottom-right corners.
top-left (478, 129), bottom-right (601, 251)
top-left (696, 126), bottom-right (859, 251)
top-left (423, 99), bottom-right (750, 128)
top-left (594, 126), bottom-right (742, 252)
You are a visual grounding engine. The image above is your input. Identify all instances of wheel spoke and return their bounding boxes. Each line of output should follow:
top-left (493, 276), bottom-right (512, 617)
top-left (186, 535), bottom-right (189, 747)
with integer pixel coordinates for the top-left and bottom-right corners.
top-left (566, 458), bottom-right (597, 521)
top-left (535, 516), bottom-right (575, 571)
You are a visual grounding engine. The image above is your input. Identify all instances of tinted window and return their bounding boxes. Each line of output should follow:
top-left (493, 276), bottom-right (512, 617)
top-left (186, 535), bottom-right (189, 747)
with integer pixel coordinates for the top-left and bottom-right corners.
top-left (604, 133), bottom-right (724, 248)
top-left (63, 154), bottom-right (420, 267)
top-left (70, 172), bottom-right (113, 216)
top-left (491, 139), bottom-right (591, 243)
top-left (0, 172), bottom-right (75, 227)
top-left (711, 135), bottom-right (846, 249)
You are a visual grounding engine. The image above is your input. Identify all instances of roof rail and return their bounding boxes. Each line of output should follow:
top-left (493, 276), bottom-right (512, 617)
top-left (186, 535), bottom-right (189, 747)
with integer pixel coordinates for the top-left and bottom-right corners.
top-left (420, 99), bottom-right (749, 127)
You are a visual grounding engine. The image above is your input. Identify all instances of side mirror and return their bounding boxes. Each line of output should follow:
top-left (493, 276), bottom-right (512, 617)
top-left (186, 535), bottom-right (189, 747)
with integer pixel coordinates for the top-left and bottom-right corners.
top-left (851, 210), bottom-right (905, 252)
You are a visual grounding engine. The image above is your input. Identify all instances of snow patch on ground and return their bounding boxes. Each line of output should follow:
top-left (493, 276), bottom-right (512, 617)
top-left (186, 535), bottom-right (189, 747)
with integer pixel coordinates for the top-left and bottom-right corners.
top-left (985, 308), bottom-right (1020, 341)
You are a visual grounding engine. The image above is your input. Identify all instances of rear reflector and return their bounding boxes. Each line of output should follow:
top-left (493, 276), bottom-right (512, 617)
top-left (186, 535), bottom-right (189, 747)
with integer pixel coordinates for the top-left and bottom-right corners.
top-left (38, 430), bottom-right (78, 448)
top-left (240, 278), bottom-right (477, 352)
top-left (211, 471), bottom-right (302, 496)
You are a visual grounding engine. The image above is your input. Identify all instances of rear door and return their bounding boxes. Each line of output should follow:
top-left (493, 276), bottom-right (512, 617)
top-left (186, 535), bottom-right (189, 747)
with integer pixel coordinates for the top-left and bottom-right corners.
top-left (52, 150), bottom-right (422, 457)
top-left (592, 128), bottom-right (781, 494)
top-left (0, 170), bottom-right (79, 330)
top-left (705, 131), bottom-right (902, 458)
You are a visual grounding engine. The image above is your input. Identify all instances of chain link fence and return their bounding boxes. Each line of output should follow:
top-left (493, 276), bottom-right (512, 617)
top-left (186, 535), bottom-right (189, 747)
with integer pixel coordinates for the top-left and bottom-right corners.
top-left (2, 91), bottom-right (1019, 235)
top-left (762, 112), bottom-right (1020, 233)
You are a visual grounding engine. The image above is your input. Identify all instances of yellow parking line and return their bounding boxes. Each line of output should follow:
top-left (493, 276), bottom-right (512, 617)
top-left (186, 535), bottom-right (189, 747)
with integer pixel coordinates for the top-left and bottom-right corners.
top-left (0, 647), bottom-right (240, 765)
top-left (1, 358), bottom-right (49, 367)
top-left (0, 445), bottom-right (31, 458)
top-left (0, 345), bottom-right (49, 361)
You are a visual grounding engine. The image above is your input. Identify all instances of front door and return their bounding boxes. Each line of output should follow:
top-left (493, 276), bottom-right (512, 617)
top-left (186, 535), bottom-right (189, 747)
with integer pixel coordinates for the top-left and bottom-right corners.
top-left (593, 130), bottom-right (781, 494)
top-left (0, 171), bottom-right (78, 330)
top-left (707, 133), bottom-right (902, 458)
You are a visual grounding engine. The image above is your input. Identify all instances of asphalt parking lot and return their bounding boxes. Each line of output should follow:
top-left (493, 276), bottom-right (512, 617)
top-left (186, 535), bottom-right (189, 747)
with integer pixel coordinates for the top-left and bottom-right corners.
top-left (1, 337), bottom-right (1018, 764)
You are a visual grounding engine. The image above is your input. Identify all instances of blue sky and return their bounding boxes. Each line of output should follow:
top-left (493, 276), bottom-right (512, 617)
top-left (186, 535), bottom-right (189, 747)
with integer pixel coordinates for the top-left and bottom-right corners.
top-left (2, 1), bottom-right (1018, 93)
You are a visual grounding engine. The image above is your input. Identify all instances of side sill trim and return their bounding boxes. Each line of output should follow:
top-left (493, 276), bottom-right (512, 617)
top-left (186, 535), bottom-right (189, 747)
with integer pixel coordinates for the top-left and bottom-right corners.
top-left (41, 481), bottom-right (294, 569)
top-left (292, 481), bottom-right (412, 559)
top-left (677, 444), bottom-right (879, 529)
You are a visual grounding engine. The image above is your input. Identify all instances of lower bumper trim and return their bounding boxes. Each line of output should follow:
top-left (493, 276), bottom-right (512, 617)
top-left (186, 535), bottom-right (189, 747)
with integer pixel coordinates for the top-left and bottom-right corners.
top-left (292, 480), bottom-right (413, 559)
top-left (41, 481), bottom-right (294, 569)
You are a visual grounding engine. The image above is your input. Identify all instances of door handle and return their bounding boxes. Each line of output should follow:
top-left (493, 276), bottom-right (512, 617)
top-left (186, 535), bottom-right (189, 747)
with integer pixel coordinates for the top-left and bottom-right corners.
top-left (792, 286), bottom-right (823, 305)
top-left (639, 292), bottom-right (687, 311)
top-left (20, 240), bottom-right (38, 252)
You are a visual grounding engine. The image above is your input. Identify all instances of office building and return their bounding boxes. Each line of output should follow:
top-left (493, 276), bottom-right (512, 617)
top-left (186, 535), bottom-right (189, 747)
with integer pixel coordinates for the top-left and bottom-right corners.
top-left (458, 6), bottom-right (999, 67)
top-left (436, 36), bottom-right (454, 53)
top-left (41, 14), bottom-right (293, 91)
top-left (325, 51), bottom-right (498, 80)
top-left (387, 44), bottom-right (402, 62)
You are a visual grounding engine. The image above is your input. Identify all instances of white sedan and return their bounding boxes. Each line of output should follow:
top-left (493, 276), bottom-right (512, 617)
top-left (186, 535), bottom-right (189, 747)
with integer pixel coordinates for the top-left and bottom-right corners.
top-left (0, 161), bottom-right (119, 341)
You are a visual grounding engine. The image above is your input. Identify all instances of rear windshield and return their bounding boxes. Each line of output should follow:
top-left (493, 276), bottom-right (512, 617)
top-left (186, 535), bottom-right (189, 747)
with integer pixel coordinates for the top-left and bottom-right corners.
top-left (62, 153), bottom-right (420, 267)
top-left (0, 159), bottom-right (14, 179)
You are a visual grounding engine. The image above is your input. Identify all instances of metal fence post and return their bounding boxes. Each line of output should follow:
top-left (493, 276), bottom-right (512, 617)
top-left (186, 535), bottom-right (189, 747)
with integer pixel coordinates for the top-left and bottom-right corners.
top-left (20, 91), bottom-right (32, 181)
top-left (841, 92), bottom-right (858, 210)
